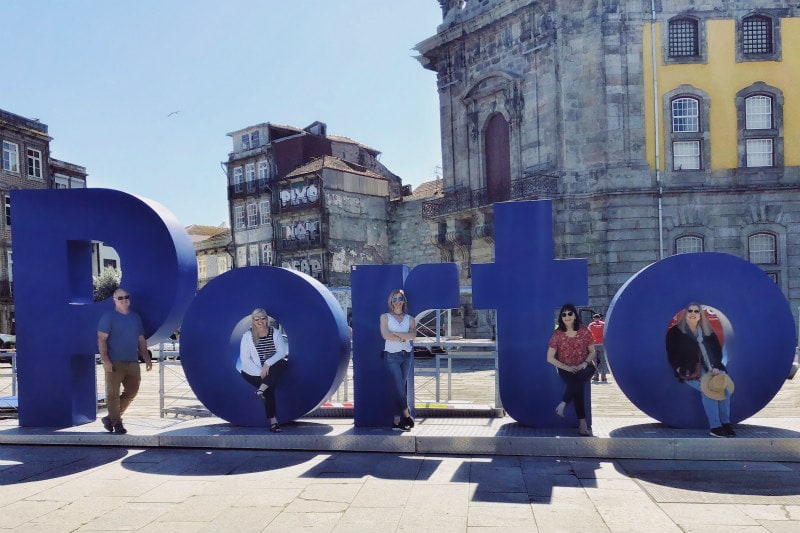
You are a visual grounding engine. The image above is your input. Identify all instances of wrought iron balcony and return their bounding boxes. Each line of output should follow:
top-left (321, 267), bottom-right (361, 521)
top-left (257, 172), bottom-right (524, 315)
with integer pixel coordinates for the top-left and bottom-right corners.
top-left (421, 174), bottom-right (559, 220)
top-left (276, 234), bottom-right (324, 253)
top-left (227, 183), bottom-right (272, 200)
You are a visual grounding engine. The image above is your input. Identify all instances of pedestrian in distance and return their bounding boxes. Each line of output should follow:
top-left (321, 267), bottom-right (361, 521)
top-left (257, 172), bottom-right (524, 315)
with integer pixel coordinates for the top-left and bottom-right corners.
top-left (588, 313), bottom-right (609, 382)
top-left (97, 288), bottom-right (152, 434)
top-left (547, 303), bottom-right (597, 436)
top-left (380, 289), bottom-right (416, 431)
top-left (237, 308), bottom-right (289, 432)
top-left (666, 302), bottom-right (736, 438)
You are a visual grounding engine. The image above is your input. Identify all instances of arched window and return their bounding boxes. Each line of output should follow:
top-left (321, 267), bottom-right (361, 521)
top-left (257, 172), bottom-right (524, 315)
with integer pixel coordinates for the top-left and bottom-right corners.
top-left (484, 113), bottom-right (511, 203)
top-left (745, 95), bottom-right (774, 167)
top-left (665, 90), bottom-right (709, 172)
top-left (748, 232), bottom-right (777, 264)
top-left (671, 96), bottom-right (701, 170)
top-left (671, 97), bottom-right (699, 132)
top-left (737, 84), bottom-right (783, 169)
top-left (675, 235), bottom-right (703, 254)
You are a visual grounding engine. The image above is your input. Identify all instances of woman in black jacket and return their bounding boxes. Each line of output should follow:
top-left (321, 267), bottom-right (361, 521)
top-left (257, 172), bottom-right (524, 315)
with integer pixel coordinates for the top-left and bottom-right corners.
top-left (666, 303), bottom-right (734, 438)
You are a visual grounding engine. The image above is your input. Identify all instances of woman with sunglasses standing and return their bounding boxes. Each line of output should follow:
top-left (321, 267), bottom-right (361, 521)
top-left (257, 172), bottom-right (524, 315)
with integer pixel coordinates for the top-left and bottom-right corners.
top-left (237, 308), bottom-right (289, 433)
top-left (546, 303), bottom-right (596, 436)
top-left (666, 303), bottom-right (734, 438)
top-left (380, 289), bottom-right (416, 431)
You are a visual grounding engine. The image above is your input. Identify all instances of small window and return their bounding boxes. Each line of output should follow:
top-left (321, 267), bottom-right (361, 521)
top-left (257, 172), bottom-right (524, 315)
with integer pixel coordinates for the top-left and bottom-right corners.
top-left (669, 18), bottom-right (699, 57)
top-left (675, 235), bottom-right (703, 254)
top-left (197, 257), bottom-right (207, 280)
top-left (233, 167), bottom-right (243, 192)
top-left (2, 141), bottom-right (19, 172)
top-left (250, 131), bottom-right (260, 148)
top-left (262, 243), bottom-right (272, 265)
top-left (248, 244), bottom-right (259, 266)
top-left (216, 256), bottom-right (229, 274)
top-left (748, 233), bottom-right (777, 264)
top-left (745, 138), bottom-right (773, 168)
top-left (234, 206), bottom-right (245, 229)
top-left (673, 141), bottom-right (701, 170)
top-left (4, 196), bottom-right (10, 226)
top-left (742, 15), bottom-right (773, 55)
top-left (236, 246), bottom-right (247, 267)
top-left (258, 160), bottom-right (269, 188)
top-left (245, 163), bottom-right (255, 192)
top-left (259, 200), bottom-right (270, 225)
top-left (241, 134), bottom-right (250, 151)
top-left (745, 95), bottom-right (773, 129)
top-left (27, 149), bottom-right (43, 179)
top-left (672, 98), bottom-right (699, 132)
top-left (247, 203), bottom-right (258, 227)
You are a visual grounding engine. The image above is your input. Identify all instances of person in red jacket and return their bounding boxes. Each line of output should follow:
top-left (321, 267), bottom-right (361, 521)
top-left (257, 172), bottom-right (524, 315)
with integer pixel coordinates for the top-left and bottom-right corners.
top-left (588, 313), bottom-right (608, 382)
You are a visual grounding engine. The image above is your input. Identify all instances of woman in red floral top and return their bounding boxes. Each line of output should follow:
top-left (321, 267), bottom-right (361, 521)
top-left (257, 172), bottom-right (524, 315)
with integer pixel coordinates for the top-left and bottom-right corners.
top-left (546, 303), bottom-right (597, 436)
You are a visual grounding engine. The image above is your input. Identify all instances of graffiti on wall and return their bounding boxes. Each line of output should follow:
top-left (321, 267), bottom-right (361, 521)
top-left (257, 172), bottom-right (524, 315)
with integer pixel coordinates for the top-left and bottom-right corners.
top-left (279, 179), bottom-right (320, 210)
top-left (282, 219), bottom-right (321, 245)
top-left (281, 253), bottom-right (324, 281)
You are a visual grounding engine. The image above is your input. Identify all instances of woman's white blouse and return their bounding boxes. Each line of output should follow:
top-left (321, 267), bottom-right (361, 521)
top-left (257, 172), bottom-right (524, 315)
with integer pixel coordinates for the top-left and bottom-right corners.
top-left (384, 313), bottom-right (413, 353)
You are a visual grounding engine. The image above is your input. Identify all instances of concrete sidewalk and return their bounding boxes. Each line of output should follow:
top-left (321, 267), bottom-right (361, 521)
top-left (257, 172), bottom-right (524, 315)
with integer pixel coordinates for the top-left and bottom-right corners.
top-left (2, 444), bottom-right (800, 532)
top-left (2, 371), bottom-right (800, 532)
top-left (2, 375), bottom-right (799, 462)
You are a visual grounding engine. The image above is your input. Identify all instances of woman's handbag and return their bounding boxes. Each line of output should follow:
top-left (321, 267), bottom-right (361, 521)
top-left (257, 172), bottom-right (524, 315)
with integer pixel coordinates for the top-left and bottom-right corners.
top-left (682, 361), bottom-right (702, 381)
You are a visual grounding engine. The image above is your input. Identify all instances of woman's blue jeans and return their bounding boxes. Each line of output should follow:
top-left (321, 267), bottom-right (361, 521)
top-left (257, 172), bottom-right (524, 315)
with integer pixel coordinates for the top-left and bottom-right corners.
top-left (685, 372), bottom-right (731, 429)
top-left (383, 350), bottom-right (412, 415)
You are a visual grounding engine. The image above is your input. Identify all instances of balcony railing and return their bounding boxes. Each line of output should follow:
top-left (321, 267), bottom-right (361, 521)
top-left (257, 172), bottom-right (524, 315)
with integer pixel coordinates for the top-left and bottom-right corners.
top-left (276, 234), bottom-right (324, 253)
top-left (421, 174), bottom-right (559, 220)
top-left (227, 183), bottom-right (272, 200)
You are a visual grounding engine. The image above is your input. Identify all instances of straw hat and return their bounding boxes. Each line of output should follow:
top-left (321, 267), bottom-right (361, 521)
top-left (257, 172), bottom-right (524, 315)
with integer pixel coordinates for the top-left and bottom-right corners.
top-left (700, 372), bottom-right (735, 401)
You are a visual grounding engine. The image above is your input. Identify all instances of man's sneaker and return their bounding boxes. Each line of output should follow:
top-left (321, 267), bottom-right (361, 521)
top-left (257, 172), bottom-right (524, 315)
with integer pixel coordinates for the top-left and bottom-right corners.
top-left (101, 416), bottom-right (113, 433)
top-left (722, 423), bottom-right (737, 437)
top-left (403, 416), bottom-right (415, 429)
top-left (113, 422), bottom-right (127, 434)
top-left (392, 422), bottom-right (411, 432)
top-left (709, 426), bottom-right (728, 438)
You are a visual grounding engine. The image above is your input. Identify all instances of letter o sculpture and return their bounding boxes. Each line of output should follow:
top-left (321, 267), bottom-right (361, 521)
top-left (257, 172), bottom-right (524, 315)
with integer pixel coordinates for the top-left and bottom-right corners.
top-left (604, 252), bottom-right (796, 428)
top-left (179, 266), bottom-right (351, 426)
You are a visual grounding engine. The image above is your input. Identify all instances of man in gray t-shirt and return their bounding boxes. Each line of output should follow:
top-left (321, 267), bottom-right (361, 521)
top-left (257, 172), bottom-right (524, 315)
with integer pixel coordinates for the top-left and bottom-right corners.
top-left (97, 288), bottom-right (151, 434)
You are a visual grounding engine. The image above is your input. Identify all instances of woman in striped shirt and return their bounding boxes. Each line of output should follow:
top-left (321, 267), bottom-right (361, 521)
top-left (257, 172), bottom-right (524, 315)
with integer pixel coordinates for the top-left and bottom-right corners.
top-left (237, 308), bottom-right (289, 432)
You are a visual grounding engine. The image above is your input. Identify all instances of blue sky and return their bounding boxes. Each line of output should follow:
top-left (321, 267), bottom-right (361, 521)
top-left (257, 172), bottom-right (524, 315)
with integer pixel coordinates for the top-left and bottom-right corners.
top-left (2, 1), bottom-right (444, 227)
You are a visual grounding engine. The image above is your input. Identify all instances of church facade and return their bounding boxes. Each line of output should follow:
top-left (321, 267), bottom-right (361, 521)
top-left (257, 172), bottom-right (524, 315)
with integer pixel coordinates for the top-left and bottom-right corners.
top-left (414, 0), bottom-right (800, 323)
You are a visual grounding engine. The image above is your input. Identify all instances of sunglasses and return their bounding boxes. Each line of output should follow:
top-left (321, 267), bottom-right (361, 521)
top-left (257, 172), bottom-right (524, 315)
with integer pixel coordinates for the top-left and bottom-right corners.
top-left (115, 295), bottom-right (130, 301)
top-left (686, 309), bottom-right (702, 314)
top-left (391, 297), bottom-right (405, 303)
top-left (253, 316), bottom-right (268, 321)
top-left (560, 311), bottom-right (574, 317)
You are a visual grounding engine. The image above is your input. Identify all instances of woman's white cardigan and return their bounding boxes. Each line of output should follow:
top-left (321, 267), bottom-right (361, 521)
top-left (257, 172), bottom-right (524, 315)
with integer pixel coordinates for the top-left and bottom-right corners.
top-left (236, 327), bottom-right (289, 376)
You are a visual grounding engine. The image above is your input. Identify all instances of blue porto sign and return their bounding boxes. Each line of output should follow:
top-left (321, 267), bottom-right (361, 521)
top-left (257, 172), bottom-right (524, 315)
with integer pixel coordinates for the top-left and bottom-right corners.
top-left (11, 189), bottom-right (797, 429)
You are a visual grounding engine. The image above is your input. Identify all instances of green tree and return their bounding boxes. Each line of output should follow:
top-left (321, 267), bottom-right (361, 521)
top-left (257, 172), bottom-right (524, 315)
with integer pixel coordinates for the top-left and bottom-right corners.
top-left (93, 266), bottom-right (121, 302)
